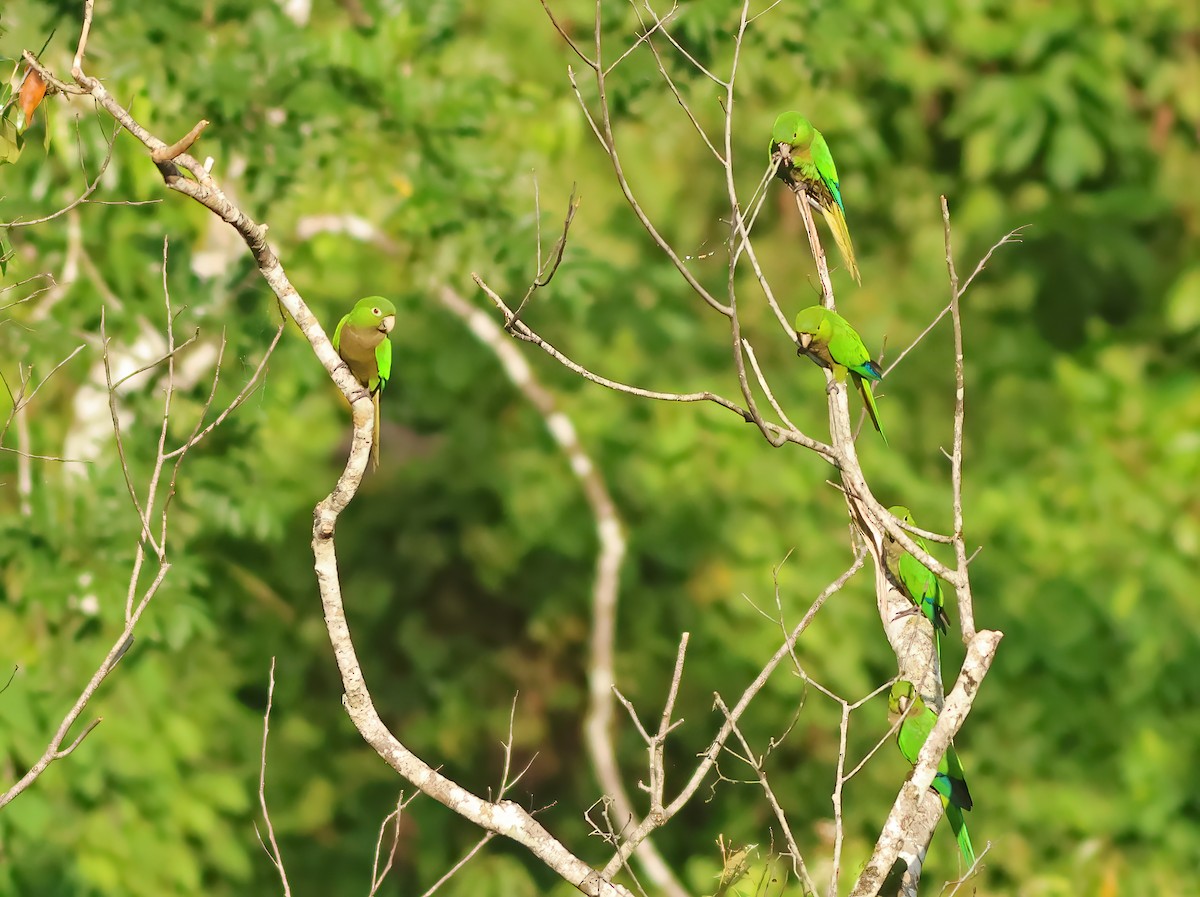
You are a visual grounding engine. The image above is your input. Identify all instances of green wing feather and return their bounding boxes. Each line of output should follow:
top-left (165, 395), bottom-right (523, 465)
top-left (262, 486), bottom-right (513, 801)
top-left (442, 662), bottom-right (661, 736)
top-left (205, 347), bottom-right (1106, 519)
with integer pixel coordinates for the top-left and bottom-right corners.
top-left (809, 130), bottom-right (859, 283)
top-left (374, 337), bottom-right (392, 394)
top-left (332, 314), bottom-right (348, 352)
top-left (826, 311), bottom-right (884, 439)
top-left (898, 551), bottom-right (948, 632)
top-left (810, 131), bottom-right (844, 213)
top-left (826, 315), bottom-right (881, 380)
top-left (886, 507), bottom-right (950, 634)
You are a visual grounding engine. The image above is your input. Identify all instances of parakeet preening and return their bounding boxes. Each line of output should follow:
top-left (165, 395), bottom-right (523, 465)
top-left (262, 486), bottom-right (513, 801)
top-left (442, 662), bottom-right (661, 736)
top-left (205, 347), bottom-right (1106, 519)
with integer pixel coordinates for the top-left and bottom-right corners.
top-left (888, 680), bottom-right (976, 867)
top-left (333, 296), bottom-right (397, 471)
top-left (885, 506), bottom-right (949, 644)
top-left (793, 305), bottom-right (886, 443)
top-left (770, 111), bottom-right (860, 284)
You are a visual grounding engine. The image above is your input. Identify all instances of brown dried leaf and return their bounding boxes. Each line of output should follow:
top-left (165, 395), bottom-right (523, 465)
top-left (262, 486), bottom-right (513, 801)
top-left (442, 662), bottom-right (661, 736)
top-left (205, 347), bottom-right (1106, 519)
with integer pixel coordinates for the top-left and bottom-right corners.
top-left (16, 68), bottom-right (48, 131)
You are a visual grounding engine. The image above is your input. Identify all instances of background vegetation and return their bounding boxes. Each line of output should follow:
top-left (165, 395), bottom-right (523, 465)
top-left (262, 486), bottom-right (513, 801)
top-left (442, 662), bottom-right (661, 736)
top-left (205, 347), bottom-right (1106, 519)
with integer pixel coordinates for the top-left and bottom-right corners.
top-left (2, 1), bottom-right (1198, 895)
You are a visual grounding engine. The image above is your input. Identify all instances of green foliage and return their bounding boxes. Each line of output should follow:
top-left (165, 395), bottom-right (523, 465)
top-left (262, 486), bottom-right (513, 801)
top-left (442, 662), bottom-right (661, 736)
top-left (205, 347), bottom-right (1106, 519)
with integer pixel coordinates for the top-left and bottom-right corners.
top-left (0, 1), bottom-right (1198, 896)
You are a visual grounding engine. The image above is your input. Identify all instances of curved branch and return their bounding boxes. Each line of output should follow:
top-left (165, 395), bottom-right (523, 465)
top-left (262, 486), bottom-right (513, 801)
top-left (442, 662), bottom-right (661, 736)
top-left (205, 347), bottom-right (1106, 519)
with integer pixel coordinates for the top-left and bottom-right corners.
top-left (21, 29), bottom-right (638, 897)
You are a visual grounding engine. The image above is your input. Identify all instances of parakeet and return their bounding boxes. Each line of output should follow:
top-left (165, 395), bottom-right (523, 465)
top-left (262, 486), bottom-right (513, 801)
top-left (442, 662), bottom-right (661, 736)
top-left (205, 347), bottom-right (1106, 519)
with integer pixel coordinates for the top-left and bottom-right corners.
top-left (333, 296), bottom-right (397, 471)
top-left (770, 112), bottom-right (861, 284)
top-left (888, 680), bottom-right (976, 867)
top-left (793, 305), bottom-right (886, 443)
top-left (885, 506), bottom-right (949, 643)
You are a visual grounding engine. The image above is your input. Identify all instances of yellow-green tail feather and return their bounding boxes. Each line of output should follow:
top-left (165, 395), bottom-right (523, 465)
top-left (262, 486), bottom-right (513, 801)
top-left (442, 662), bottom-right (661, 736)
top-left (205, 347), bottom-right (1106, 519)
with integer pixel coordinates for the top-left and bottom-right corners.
top-left (818, 202), bottom-right (861, 284)
top-left (945, 802), bottom-right (976, 867)
top-left (853, 374), bottom-right (887, 445)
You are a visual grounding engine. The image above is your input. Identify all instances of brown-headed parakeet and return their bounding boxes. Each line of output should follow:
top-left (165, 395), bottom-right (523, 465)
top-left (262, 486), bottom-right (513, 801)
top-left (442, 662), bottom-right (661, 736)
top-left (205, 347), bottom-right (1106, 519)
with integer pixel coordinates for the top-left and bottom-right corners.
top-left (888, 680), bottom-right (976, 867)
top-left (770, 111), bottom-right (860, 284)
top-left (885, 506), bottom-right (950, 652)
top-left (794, 305), bottom-right (885, 443)
top-left (333, 296), bottom-right (396, 471)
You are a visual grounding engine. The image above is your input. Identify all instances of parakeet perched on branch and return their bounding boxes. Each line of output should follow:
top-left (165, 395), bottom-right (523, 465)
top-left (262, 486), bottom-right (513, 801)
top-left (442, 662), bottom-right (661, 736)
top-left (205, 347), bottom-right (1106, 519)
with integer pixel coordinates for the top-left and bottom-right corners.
top-left (793, 305), bottom-right (885, 443)
top-left (770, 111), bottom-right (860, 284)
top-left (333, 296), bottom-right (396, 471)
top-left (888, 680), bottom-right (976, 867)
top-left (885, 506), bottom-right (950, 648)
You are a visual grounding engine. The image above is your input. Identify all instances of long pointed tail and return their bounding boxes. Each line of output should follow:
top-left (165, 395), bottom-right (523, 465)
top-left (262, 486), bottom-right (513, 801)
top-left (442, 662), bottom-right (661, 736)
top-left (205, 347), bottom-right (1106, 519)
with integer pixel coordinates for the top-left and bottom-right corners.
top-left (371, 391), bottom-right (381, 471)
top-left (853, 374), bottom-right (887, 444)
top-left (945, 802), bottom-right (976, 868)
top-left (818, 202), bottom-right (861, 284)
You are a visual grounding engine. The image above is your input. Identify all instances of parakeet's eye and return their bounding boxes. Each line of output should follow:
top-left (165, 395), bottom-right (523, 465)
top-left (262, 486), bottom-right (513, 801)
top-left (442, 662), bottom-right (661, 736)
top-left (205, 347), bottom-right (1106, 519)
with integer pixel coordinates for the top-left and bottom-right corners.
top-left (372, 307), bottom-right (381, 316)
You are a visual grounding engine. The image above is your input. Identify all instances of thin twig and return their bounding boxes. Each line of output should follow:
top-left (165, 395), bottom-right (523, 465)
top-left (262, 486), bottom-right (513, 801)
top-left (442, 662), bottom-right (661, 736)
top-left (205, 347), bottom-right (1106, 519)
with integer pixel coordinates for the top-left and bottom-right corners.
top-left (254, 658), bottom-right (292, 896)
top-left (646, 635), bottom-right (689, 810)
top-left (420, 834), bottom-right (495, 897)
top-left (602, 551), bottom-right (866, 877)
top-left (163, 317), bottom-right (286, 459)
top-left (472, 273), bottom-right (835, 460)
top-left (941, 197), bottom-right (977, 640)
top-left (827, 699), bottom-right (852, 897)
top-left (368, 793), bottom-right (413, 896)
top-left (2, 122), bottom-right (124, 229)
top-left (883, 226), bottom-right (1025, 377)
top-left (713, 696), bottom-right (818, 896)
top-left (742, 338), bottom-right (799, 432)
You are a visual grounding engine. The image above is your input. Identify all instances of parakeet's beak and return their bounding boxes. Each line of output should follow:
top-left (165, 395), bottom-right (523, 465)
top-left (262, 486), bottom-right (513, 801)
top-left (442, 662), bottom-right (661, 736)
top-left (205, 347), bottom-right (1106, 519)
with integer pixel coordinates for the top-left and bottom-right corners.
top-left (797, 332), bottom-right (812, 351)
top-left (379, 315), bottom-right (396, 334)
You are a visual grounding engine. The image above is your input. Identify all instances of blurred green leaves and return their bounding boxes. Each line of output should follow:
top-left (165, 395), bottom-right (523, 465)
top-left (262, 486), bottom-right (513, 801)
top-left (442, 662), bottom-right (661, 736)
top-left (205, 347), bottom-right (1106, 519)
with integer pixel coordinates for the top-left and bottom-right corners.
top-left (0, 0), bottom-right (1198, 895)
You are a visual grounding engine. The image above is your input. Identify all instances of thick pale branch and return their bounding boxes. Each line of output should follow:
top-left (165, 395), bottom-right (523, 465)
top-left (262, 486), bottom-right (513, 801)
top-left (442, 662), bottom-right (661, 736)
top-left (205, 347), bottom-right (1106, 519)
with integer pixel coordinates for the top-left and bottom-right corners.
top-left (312, 495), bottom-right (633, 896)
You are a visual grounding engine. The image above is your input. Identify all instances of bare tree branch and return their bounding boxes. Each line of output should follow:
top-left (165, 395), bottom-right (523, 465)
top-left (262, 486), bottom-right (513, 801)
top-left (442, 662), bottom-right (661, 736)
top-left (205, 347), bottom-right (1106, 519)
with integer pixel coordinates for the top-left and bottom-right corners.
top-left (940, 197), bottom-right (977, 641)
top-left (369, 793), bottom-right (414, 897)
top-left (713, 696), bottom-right (818, 896)
top-left (601, 552), bottom-right (866, 877)
top-left (473, 271), bottom-right (835, 459)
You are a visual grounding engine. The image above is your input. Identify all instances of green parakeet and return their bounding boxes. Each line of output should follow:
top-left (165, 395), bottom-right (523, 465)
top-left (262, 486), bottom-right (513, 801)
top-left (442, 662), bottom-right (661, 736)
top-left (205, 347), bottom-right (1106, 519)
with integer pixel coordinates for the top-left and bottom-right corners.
top-left (770, 111), bottom-right (860, 284)
top-left (793, 305), bottom-right (886, 443)
top-left (888, 680), bottom-right (976, 867)
top-left (885, 506), bottom-right (949, 645)
top-left (333, 296), bottom-right (397, 471)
